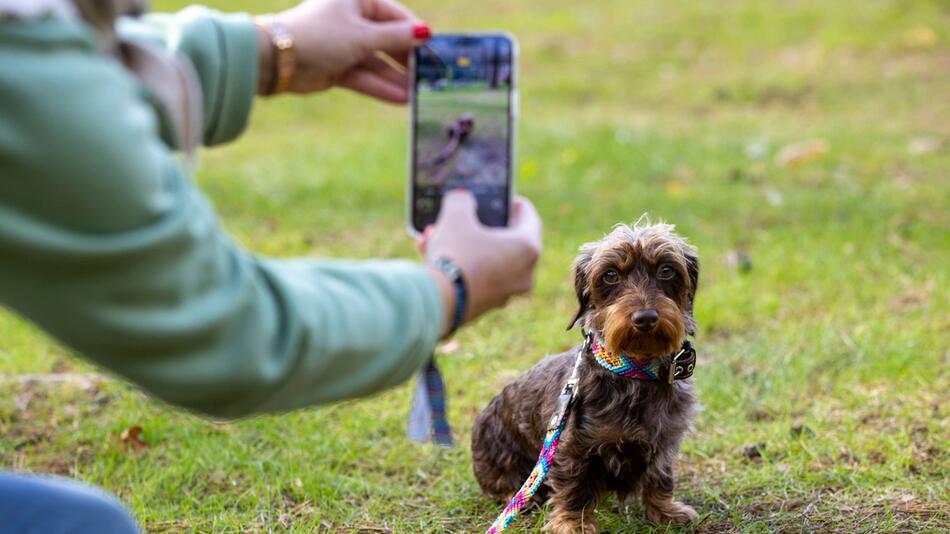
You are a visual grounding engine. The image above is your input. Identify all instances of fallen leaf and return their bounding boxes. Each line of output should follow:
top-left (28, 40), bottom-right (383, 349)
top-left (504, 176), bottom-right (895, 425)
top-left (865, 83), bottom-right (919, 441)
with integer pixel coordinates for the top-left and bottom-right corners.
top-left (903, 26), bottom-right (938, 50)
top-left (665, 180), bottom-right (688, 197)
top-left (519, 159), bottom-right (538, 178)
top-left (744, 140), bottom-right (769, 160)
top-left (437, 339), bottom-right (461, 354)
top-left (790, 423), bottom-right (814, 437)
top-left (764, 189), bottom-right (784, 206)
top-left (837, 450), bottom-right (858, 465)
top-left (560, 148), bottom-right (578, 165)
top-left (209, 470), bottom-right (227, 486)
top-left (907, 137), bottom-right (942, 156)
top-left (146, 519), bottom-right (191, 533)
top-left (889, 288), bottom-right (930, 310)
top-left (118, 425), bottom-right (148, 452)
top-left (894, 169), bottom-right (917, 189)
top-left (9, 373), bottom-right (106, 387)
top-left (895, 496), bottom-right (950, 514)
top-left (742, 442), bottom-right (765, 461)
top-left (15, 390), bottom-right (36, 412)
top-left (724, 248), bottom-right (753, 273)
top-left (614, 128), bottom-right (634, 145)
top-left (774, 140), bottom-right (828, 167)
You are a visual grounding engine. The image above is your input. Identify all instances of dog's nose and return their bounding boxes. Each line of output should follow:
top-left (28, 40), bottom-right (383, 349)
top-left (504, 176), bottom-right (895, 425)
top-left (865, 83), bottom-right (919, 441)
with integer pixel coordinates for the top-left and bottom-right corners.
top-left (633, 309), bottom-right (659, 332)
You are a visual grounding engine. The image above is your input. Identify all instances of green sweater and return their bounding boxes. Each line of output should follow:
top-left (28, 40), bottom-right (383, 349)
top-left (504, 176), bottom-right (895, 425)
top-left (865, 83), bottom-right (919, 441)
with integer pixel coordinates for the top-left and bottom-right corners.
top-left (0, 8), bottom-right (442, 418)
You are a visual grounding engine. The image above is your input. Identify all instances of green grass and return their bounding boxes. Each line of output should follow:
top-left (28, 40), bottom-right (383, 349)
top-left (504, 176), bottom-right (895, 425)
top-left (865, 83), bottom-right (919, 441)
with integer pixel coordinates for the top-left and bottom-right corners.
top-left (2, 0), bottom-right (948, 532)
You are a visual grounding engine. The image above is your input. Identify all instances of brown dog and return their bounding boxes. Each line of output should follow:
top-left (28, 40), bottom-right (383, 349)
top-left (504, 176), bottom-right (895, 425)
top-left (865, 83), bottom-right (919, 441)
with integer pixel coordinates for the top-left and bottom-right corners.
top-left (472, 221), bottom-right (700, 533)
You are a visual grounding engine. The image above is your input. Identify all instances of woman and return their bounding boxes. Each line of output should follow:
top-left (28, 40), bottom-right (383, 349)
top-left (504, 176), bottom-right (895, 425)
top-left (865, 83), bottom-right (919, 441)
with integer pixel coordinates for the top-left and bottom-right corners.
top-left (0, 0), bottom-right (541, 530)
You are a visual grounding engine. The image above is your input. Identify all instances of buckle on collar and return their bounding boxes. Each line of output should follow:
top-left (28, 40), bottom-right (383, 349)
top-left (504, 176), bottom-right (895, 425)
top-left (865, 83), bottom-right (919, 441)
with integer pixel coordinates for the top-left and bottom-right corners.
top-left (667, 342), bottom-right (696, 384)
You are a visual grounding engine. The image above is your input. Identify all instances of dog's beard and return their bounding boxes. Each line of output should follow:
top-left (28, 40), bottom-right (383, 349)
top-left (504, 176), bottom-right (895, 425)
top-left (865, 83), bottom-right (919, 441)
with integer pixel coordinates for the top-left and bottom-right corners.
top-left (598, 297), bottom-right (684, 361)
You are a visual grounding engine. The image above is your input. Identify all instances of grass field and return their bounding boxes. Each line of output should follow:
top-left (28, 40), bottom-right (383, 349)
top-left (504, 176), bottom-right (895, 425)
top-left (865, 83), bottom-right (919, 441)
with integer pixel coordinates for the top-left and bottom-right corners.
top-left (1, 0), bottom-right (948, 532)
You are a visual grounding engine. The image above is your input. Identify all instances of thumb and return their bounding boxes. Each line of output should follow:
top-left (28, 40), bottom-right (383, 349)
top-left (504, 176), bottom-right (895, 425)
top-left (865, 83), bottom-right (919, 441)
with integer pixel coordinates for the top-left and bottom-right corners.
top-left (509, 197), bottom-right (541, 231)
top-left (507, 196), bottom-right (543, 248)
top-left (365, 20), bottom-right (428, 53)
top-left (436, 189), bottom-right (479, 226)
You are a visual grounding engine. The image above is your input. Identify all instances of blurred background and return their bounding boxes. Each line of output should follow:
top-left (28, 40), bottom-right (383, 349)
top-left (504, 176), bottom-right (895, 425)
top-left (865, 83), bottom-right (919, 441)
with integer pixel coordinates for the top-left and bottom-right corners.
top-left (1, 0), bottom-right (947, 531)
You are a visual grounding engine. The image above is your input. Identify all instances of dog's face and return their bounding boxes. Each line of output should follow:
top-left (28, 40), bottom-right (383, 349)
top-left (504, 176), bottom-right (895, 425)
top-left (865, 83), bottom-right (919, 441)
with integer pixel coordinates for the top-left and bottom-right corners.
top-left (569, 221), bottom-right (699, 361)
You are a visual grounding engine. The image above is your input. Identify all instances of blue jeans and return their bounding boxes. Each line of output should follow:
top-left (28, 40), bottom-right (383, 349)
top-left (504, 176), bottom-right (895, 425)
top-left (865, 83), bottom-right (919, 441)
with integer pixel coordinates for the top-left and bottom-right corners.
top-left (0, 473), bottom-right (139, 534)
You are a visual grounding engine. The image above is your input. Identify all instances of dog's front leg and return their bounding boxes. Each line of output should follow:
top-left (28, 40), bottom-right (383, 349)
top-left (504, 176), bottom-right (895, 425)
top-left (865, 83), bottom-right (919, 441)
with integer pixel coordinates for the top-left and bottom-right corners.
top-left (543, 456), bottom-right (601, 534)
top-left (640, 456), bottom-right (697, 526)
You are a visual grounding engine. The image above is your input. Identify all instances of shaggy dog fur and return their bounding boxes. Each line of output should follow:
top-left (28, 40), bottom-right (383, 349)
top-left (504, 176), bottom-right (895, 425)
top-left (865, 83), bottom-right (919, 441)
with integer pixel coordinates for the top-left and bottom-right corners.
top-left (472, 221), bottom-right (700, 533)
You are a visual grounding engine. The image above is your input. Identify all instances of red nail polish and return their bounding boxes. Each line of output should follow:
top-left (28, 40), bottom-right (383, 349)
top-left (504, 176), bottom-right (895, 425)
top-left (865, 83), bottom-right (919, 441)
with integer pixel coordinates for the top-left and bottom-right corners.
top-left (413, 23), bottom-right (431, 40)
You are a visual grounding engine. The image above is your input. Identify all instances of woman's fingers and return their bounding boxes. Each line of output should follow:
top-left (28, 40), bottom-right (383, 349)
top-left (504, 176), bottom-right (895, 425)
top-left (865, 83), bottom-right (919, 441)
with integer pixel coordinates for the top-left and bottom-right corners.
top-left (334, 48), bottom-right (411, 104)
top-left (382, 49), bottom-right (410, 70)
top-left (364, 20), bottom-right (428, 54)
top-left (360, 0), bottom-right (430, 56)
top-left (271, 0), bottom-right (429, 97)
top-left (361, 55), bottom-right (408, 87)
top-left (361, 0), bottom-right (418, 23)
top-left (338, 68), bottom-right (408, 103)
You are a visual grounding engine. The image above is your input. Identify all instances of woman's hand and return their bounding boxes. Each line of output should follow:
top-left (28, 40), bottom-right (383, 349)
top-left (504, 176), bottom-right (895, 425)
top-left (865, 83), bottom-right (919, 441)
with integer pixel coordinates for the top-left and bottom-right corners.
top-left (259, 0), bottom-right (430, 102)
top-left (419, 191), bottom-right (543, 336)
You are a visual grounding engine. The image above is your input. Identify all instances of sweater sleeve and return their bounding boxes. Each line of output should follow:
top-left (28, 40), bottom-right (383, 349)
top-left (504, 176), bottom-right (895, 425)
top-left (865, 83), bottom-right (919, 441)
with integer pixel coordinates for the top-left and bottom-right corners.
top-left (117, 6), bottom-right (259, 146)
top-left (0, 17), bottom-right (442, 419)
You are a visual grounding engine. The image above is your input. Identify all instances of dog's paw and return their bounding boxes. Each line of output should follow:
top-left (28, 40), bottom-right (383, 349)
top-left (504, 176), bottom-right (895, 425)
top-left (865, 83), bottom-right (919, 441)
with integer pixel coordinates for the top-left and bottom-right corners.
top-left (542, 514), bottom-right (597, 534)
top-left (644, 499), bottom-right (698, 526)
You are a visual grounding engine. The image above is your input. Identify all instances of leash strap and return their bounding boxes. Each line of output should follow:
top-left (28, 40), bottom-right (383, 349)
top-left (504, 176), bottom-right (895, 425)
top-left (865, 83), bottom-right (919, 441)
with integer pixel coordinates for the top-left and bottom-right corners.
top-left (485, 335), bottom-right (590, 533)
top-left (408, 356), bottom-right (454, 446)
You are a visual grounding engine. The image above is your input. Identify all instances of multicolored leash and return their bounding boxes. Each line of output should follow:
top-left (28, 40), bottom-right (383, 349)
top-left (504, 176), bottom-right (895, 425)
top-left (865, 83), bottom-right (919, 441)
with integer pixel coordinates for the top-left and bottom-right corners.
top-left (486, 334), bottom-right (591, 534)
top-left (408, 257), bottom-right (467, 447)
top-left (408, 356), bottom-right (454, 446)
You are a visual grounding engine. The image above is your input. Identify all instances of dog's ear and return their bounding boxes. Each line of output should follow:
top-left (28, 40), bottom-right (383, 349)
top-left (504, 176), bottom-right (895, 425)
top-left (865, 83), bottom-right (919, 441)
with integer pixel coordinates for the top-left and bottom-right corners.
top-left (685, 247), bottom-right (699, 305)
top-left (567, 249), bottom-right (593, 330)
top-left (684, 246), bottom-right (700, 334)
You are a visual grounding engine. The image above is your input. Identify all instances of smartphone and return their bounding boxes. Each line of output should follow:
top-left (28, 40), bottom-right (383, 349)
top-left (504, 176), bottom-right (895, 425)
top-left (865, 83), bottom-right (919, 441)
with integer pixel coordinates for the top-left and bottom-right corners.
top-left (408, 33), bottom-right (517, 235)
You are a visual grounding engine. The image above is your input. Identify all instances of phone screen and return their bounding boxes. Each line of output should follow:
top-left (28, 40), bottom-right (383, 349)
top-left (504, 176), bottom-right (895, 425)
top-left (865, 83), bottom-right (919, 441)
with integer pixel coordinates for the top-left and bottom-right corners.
top-left (410, 34), bottom-right (514, 233)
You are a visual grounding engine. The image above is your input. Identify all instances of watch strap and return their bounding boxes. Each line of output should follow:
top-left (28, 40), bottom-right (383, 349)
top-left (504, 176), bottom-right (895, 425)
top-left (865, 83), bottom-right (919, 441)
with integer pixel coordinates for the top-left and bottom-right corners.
top-left (432, 257), bottom-right (466, 336)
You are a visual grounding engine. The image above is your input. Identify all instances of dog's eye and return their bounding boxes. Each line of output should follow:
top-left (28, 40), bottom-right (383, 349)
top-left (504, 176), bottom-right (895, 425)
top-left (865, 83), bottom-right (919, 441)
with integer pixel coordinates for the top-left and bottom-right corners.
top-left (657, 264), bottom-right (676, 280)
top-left (602, 270), bottom-right (621, 285)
